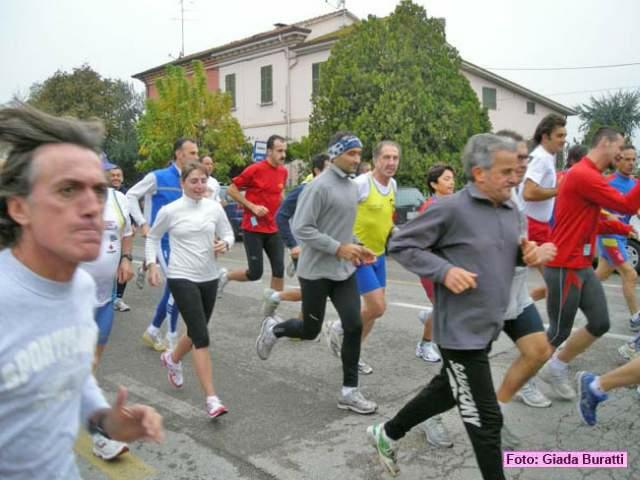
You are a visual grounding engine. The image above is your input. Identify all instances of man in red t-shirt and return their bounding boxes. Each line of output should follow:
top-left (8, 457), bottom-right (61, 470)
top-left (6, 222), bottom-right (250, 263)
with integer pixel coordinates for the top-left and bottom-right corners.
top-left (218, 135), bottom-right (288, 297)
top-left (536, 127), bottom-right (640, 400)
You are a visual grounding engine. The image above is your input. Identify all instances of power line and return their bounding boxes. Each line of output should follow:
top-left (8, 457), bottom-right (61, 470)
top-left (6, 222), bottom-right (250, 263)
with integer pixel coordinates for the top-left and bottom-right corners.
top-left (486, 62), bottom-right (640, 71)
top-left (544, 85), bottom-right (640, 97)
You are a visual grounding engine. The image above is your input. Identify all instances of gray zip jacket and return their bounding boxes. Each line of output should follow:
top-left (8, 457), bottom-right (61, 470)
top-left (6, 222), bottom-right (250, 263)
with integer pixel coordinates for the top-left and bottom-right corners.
top-left (388, 183), bottom-right (521, 349)
top-left (293, 163), bottom-right (359, 281)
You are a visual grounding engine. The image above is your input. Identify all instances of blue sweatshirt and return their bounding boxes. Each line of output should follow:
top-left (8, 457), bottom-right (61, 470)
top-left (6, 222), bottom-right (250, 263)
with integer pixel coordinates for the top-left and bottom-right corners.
top-left (276, 183), bottom-right (306, 248)
top-left (0, 249), bottom-right (109, 479)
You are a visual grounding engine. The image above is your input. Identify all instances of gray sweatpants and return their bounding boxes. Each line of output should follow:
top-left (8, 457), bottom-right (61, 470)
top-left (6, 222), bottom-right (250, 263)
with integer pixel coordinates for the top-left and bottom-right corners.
top-left (544, 266), bottom-right (610, 348)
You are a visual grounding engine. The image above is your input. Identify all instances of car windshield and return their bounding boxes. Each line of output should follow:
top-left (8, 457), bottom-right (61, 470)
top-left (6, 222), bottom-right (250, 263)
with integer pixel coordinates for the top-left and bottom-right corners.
top-left (396, 187), bottom-right (425, 207)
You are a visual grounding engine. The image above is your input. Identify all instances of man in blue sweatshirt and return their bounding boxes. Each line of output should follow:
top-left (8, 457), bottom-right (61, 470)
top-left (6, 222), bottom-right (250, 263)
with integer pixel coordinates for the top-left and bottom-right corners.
top-left (0, 104), bottom-right (164, 480)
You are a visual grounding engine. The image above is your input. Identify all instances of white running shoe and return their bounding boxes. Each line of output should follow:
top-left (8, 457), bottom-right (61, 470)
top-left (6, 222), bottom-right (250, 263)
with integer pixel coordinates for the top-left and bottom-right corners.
top-left (416, 340), bottom-right (441, 362)
top-left (217, 268), bottom-right (229, 299)
top-left (619, 342), bottom-right (640, 361)
top-left (206, 397), bottom-right (228, 419)
top-left (515, 380), bottom-right (552, 408)
top-left (113, 298), bottom-right (131, 312)
top-left (262, 288), bottom-right (280, 317)
top-left (420, 415), bottom-right (453, 448)
top-left (537, 363), bottom-right (576, 400)
top-left (256, 316), bottom-right (280, 360)
top-left (142, 330), bottom-right (166, 352)
top-left (326, 321), bottom-right (343, 358)
top-left (92, 433), bottom-right (129, 460)
top-left (337, 388), bottom-right (377, 414)
top-left (358, 359), bottom-right (373, 375)
top-left (160, 351), bottom-right (184, 388)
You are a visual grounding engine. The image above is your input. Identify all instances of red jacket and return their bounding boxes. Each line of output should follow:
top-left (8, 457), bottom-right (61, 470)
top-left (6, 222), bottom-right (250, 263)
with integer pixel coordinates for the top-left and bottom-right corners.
top-left (549, 158), bottom-right (639, 268)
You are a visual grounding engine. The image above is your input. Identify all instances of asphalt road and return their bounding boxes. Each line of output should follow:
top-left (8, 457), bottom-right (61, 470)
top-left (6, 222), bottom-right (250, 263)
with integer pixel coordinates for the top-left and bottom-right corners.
top-left (77, 240), bottom-right (639, 480)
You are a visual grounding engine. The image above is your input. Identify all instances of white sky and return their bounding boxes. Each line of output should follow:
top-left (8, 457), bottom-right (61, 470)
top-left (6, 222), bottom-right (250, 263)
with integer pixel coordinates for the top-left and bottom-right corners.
top-left (2, 0), bottom-right (640, 142)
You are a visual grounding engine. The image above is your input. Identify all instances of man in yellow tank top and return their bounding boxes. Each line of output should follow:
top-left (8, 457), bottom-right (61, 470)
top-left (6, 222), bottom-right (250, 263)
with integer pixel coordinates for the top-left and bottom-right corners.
top-left (327, 141), bottom-right (399, 374)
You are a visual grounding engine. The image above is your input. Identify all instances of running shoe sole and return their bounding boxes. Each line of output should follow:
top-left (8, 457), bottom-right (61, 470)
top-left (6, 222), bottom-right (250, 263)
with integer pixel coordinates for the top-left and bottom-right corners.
top-left (256, 317), bottom-right (276, 360)
top-left (207, 405), bottom-right (229, 419)
top-left (366, 425), bottom-right (400, 477)
top-left (337, 400), bottom-right (377, 415)
top-left (576, 371), bottom-right (592, 426)
top-left (92, 444), bottom-right (129, 460)
top-left (514, 391), bottom-right (552, 408)
top-left (142, 333), bottom-right (167, 352)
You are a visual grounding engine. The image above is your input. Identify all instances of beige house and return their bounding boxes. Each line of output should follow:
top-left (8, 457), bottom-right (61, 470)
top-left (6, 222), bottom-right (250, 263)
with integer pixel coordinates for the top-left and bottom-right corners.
top-left (133, 10), bottom-right (575, 143)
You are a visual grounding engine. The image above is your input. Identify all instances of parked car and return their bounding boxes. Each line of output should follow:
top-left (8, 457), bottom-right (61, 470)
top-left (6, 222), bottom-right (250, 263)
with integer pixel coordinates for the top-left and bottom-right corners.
top-left (628, 215), bottom-right (640, 273)
top-left (394, 186), bottom-right (426, 225)
top-left (220, 185), bottom-right (243, 240)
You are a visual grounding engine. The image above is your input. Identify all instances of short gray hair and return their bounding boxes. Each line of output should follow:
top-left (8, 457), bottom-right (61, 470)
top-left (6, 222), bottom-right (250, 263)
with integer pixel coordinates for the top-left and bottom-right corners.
top-left (373, 140), bottom-right (401, 160)
top-left (462, 133), bottom-right (517, 181)
top-left (0, 102), bottom-right (104, 248)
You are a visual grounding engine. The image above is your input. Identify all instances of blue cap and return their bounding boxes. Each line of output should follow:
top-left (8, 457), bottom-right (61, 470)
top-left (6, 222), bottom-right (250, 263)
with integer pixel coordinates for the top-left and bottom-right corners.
top-left (100, 152), bottom-right (117, 170)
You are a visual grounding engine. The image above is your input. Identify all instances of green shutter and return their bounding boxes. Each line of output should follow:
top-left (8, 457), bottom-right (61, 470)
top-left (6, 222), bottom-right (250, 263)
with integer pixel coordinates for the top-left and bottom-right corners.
top-left (482, 87), bottom-right (497, 110)
top-left (526, 101), bottom-right (536, 115)
top-left (261, 65), bottom-right (273, 104)
top-left (225, 74), bottom-right (236, 109)
top-left (312, 62), bottom-right (322, 97)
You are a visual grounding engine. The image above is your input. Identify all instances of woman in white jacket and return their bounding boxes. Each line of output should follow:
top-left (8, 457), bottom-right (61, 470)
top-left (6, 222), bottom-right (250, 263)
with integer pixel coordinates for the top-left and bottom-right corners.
top-left (146, 162), bottom-right (235, 418)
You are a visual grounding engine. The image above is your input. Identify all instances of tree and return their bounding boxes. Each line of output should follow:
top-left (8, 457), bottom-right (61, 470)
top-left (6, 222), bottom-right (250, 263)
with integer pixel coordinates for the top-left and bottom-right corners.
top-left (285, 136), bottom-right (313, 163)
top-left (308, 0), bottom-right (490, 187)
top-left (28, 64), bottom-right (144, 182)
top-left (136, 61), bottom-right (247, 182)
top-left (575, 90), bottom-right (640, 144)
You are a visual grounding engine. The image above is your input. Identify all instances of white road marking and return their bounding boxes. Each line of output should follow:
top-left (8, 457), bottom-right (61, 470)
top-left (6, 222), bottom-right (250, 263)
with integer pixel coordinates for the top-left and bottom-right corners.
top-left (387, 302), bottom-right (634, 342)
top-left (105, 373), bottom-right (202, 419)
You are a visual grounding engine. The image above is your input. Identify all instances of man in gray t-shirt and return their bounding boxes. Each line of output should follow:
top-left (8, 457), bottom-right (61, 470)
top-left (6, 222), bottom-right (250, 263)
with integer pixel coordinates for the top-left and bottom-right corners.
top-left (0, 104), bottom-right (164, 479)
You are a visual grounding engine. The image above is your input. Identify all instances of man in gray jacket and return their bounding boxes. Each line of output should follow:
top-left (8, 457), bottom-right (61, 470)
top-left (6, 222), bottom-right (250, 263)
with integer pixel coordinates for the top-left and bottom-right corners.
top-left (367, 133), bottom-right (546, 479)
top-left (255, 131), bottom-right (377, 415)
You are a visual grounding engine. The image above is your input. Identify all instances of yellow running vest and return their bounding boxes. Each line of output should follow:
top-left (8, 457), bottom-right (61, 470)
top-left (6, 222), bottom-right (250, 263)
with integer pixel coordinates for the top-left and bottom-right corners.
top-left (353, 175), bottom-right (395, 255)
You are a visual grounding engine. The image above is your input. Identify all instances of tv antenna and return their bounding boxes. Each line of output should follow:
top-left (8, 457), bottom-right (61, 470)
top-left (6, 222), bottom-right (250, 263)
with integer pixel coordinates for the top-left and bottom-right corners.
top-left (172, 0), bottom-right (196, 58)
top-left (325, 0), bottom-right (346, 10)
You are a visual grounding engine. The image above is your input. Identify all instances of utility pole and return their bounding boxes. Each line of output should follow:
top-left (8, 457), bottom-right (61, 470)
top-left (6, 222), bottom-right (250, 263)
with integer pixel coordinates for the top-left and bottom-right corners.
top-left (179, 0), bottom-right (185, 58)
top-left (325, 0), bottom-right (347, 25)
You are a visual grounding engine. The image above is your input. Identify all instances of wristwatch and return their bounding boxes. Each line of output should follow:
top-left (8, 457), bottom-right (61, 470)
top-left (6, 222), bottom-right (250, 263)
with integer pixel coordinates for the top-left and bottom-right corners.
top-left (121, 253), bottom-right (133, 262)
top-left (88, 412), bottom-right (111, 439)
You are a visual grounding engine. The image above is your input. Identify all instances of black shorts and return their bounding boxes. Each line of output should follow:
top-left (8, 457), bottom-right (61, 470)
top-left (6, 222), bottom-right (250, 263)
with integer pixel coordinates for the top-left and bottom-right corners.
top-left (503, 303), bottom-right (544, 343)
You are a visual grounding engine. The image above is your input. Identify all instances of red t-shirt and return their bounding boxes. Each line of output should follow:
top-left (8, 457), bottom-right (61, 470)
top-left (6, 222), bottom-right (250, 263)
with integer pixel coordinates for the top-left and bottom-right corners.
top-left (418, 195), bottom-right (438, 300)
top-left (232, 160), bottom-right (288, 233)
top-left (548, 158), bottom-right (638, 269)
top-left (418, 195), bottom-right (438, 214)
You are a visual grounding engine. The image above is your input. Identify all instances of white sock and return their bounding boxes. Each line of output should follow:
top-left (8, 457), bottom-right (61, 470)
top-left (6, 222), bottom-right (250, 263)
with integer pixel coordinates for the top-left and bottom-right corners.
top-left (549, 354), bottom-right (567, 371)
top-left (342, 386), bottom-right (357, 396)
top-left (207, 395), bottom-right (220, 404)
top-left (167, 331), bottom-right (178, 339)
top-left (589, 377), bottom-right (606, 397)
top-left (498, 401), bottom-right (508, 411)
top-left (147, 325), bottom-right (160, 336)
top-left (270, 292), bottom-right (281, 303)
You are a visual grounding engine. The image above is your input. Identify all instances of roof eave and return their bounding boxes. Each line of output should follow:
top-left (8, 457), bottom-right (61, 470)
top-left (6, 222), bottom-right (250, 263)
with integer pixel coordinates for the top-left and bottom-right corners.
top-left (132, 26), bottom-right (311, 81)
top-left (461, 60), bottom-right (577, 116)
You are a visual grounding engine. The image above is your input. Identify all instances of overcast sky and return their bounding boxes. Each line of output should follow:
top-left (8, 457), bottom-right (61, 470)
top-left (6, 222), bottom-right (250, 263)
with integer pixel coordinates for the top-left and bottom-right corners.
top-left (2, 0), bottom-right (639, 142)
